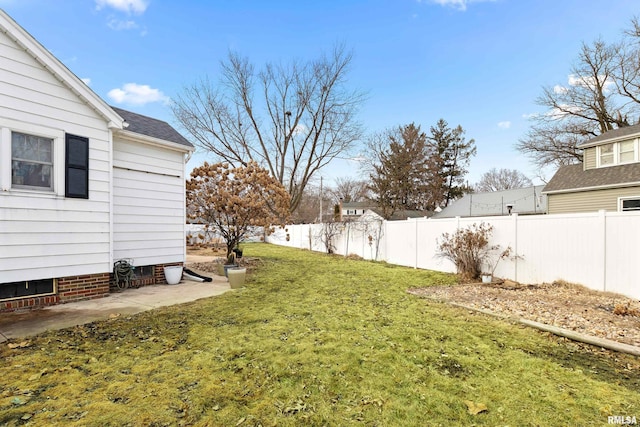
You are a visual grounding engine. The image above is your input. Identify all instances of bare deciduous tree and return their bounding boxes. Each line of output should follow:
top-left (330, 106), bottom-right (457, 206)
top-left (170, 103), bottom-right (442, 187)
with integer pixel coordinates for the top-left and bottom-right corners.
top-left (518, 22), bottom-right (640, 169)
top-left (173, 45), bottom-right (365, 214)
top-left (475, 168), bottom-right (533, 192)
top-left (327, 177), bottom-right (369, 204)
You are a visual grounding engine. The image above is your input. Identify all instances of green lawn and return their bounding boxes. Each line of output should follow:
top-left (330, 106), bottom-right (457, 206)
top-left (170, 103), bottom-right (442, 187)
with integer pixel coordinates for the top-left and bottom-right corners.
top-left (1, 243), bottom-right (638, 426)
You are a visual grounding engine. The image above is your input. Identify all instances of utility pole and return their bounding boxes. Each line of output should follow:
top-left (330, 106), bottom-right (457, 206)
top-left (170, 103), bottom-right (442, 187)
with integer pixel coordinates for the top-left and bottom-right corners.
top-left (319, 176), bottom-right (323, 223)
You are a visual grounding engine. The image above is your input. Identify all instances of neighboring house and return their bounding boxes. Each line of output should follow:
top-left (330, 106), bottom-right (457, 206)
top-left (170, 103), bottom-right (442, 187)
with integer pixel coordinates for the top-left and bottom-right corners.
top-left (0, 10), bottom-right (194, 311)
top-left (543, 125), bottom-right (640, 214)
top-left (341, 201), bottom-right (377, 220)
top-left (431, 185), bottom-right (546, 218)
top-left (341, 201), bottom-right (429, 221)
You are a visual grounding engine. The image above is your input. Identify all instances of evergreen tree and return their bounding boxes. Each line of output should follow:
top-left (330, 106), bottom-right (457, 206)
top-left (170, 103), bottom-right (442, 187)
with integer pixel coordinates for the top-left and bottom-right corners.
top-left (368, 123), bottom-right (433, 218)
top-left (428, 119), bottom-right (476, 207)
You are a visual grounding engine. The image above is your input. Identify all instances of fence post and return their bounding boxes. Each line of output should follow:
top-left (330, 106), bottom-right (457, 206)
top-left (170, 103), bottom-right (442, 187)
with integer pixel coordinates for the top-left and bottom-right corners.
top-left (512, 213), bottom-right (518, 282)
top-left (600, 209), bottom-right (607, 292)
top-left (415, 218), bottom-right (419, 269)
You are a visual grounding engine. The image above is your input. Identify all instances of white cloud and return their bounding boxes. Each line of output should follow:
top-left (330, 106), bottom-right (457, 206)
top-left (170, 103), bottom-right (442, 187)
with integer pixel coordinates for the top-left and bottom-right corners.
top-left (553, 84), bottom-right (568, 94)
top-left (81, 78), bottom-right (91, 86)
top-left (292, 124), bottom-right (307, 136)
top-left (497, 121), bottom-right (511, 129)
top-left (95, 0), bottom-right (149, 14)
top-left (107, 18), bottom-right (138, 30)
top-left (424, 0), bottom-right (496, 12)
top-left (566, 73), bottom-right (615, 92)
top-left (107, 83), bottom-right (169, 106)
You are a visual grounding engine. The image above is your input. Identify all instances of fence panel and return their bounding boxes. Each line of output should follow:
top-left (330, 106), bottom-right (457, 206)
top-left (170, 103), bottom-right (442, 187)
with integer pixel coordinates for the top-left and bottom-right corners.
top-left (515, 213), bottom-right (604, 287)
top-left (604, 212), bottom-right (640, 297)
top-left (265, 211), bottom-right (640, 300)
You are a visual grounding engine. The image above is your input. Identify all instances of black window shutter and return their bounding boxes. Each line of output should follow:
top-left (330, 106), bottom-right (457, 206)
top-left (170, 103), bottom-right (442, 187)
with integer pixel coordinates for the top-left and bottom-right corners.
top-left (65, 134), bottom-right (89, 199)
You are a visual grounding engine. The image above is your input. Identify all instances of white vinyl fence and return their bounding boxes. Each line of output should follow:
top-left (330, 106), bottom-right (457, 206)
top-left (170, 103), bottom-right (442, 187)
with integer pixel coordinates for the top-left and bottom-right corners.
top-left (266, 211), bottom-right (640, 300)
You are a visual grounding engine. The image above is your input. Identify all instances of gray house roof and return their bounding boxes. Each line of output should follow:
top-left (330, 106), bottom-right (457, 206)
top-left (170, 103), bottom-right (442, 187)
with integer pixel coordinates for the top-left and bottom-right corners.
top-left (577, 123), bottom-right (640, 148)
top-left (366, 208), bottom-right (431, 221)
top-left (342, 201), bottom-right (378, 210)
top-left (431, 185), bottom-right (547, 218)
top-left (542, 163), bottom-right (640, 193)
top-left (112, 106), bottom-right (193, 148)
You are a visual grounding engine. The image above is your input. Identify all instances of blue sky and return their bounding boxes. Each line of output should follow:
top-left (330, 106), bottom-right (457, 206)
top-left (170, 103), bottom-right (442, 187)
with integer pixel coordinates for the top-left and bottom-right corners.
top-left (2, 0), bottom-right (639, 186)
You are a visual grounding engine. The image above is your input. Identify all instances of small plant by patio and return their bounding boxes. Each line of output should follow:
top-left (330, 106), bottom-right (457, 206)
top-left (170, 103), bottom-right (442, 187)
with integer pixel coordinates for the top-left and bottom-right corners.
top-left (437, 222), bottom-right (498, 282)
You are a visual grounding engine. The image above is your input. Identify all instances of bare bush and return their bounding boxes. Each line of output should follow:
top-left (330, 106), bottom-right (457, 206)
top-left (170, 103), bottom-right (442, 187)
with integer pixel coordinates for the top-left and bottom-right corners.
top-left (436, 223), bottom-right (497, 282)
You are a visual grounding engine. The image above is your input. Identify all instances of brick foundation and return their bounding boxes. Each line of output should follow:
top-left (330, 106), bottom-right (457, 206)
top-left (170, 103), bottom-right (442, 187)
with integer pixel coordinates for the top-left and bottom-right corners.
top-left (1, 294), bottom-right (60, 312)
top-left (0, 262), bottom-right (184, 313)
top-left (57, 273), bottom-right (111, 303)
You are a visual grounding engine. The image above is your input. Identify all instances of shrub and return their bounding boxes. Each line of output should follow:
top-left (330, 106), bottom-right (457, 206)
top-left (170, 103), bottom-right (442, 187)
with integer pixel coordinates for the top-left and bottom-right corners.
top-left (437, 223), bottom-right (497, 282)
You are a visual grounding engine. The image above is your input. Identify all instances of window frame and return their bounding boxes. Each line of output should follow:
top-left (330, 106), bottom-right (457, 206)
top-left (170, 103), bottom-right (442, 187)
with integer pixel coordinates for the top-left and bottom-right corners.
top-left (618, 196), bottom-right (640, 212)
top-left (1, 125), bottom-right (64, 196)
top-left (0, 279), bottom-right (57, 302)
top-left (597, 139), bottom-right (638, 167)
top-left (619, 140), bottom-right (636, 164)
top-left (11, 131), bottom-right (55, 192)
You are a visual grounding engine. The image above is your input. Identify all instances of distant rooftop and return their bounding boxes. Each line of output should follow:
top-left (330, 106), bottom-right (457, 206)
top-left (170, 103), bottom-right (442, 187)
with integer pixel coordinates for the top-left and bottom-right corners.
top-left (432, 185), bottom-right (547, 218)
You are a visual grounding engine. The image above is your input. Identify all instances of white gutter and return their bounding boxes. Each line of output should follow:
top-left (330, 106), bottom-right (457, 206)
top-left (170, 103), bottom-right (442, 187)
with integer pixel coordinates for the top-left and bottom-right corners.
top-left (542, 180), bottom-right (640, 195)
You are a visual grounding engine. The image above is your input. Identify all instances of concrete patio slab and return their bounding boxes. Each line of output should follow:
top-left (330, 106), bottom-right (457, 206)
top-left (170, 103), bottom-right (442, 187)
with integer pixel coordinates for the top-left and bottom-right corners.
top-left (0, 266), bottom-right (230, 343)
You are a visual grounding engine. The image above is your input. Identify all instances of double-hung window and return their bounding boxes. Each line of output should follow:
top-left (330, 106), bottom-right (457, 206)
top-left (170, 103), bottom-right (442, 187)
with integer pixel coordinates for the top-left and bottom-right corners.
top-left (619, 140), bottom-right (635, 163)
top-left (6, 130), bottom-right (89, 198)
top-left (598, 140), bottom-right (638, 167)
top-left (599, 143), bottom-right (614, 166)
top-left (11, 132), bottom-right (54, 191)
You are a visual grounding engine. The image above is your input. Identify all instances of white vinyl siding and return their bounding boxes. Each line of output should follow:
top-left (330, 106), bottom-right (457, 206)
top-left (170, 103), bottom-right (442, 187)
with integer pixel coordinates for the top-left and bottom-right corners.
top-left (583, 147), bottom-right (596, 170)
top-left (112, 138), bottom-right (186, 266)
top-left (0, 29), bottom-right (111, 284)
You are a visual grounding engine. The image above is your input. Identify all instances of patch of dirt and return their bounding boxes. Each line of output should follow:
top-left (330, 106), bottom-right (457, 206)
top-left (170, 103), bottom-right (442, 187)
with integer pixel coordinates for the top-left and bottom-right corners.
top-left (409, 281), bottom-right (640, 347)
top-left (188, 258), bottom-right (263, 275)
top-left (187, 244), bottom-right (227, 257)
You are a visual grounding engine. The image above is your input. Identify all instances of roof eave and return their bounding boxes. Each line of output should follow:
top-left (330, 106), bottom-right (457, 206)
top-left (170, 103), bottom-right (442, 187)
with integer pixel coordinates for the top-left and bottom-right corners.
top-left (115, 128), bottom-right (195, 153)
top-left (542, 180), bottom-right (640, 195)
top-left (577, 131), bottom-right (640, 149)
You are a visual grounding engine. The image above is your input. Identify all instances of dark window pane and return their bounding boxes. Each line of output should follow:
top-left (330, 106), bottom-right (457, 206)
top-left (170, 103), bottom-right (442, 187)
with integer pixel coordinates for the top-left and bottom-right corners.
top-left (622, 199), bottom-right (640, 211)
top-left (12, 161), bottom-right (52, 188)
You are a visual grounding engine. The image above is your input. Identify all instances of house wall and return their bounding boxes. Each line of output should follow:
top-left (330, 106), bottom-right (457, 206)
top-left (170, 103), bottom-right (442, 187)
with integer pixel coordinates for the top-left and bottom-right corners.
top-left (0, 27), bottom-right (112, 285)
top-left (270, 211), bottom-right (640, 300)
top-left (584, 147), bottom-right (596, 170)
top-left (547, 186), bottom-right (640, 214)
top-left (112, 138), bottom-right (186, 267)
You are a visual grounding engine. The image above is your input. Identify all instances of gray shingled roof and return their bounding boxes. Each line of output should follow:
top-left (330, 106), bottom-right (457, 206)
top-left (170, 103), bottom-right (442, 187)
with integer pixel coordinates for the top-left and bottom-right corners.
top-left (578, 123), bottom-right (640, 147)
top-left (111, 106), bottom-right (193, 148)
top-left (542, 163), bottom-right (640, 193)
